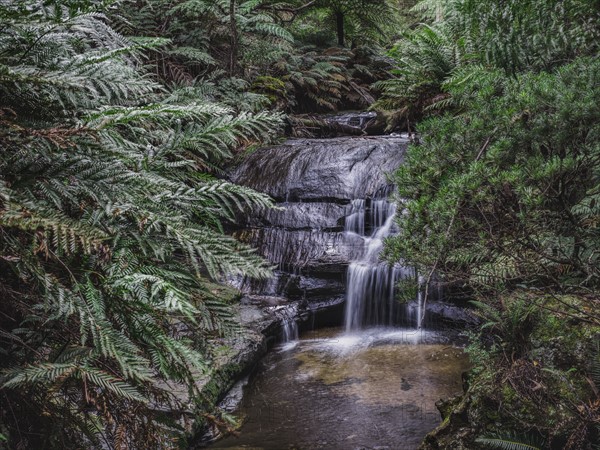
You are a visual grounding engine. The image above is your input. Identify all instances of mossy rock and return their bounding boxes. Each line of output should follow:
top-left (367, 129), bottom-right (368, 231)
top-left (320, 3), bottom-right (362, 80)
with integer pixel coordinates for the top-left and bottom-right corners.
top-left (420, 395), bottom-right (480, 450)
top-left (440, 293), bottom-right (600, 448)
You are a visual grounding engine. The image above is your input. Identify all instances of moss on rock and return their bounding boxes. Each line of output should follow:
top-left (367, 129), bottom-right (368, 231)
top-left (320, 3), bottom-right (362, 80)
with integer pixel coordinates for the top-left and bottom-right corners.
top-left (422, 293), bottom-right (600, 449)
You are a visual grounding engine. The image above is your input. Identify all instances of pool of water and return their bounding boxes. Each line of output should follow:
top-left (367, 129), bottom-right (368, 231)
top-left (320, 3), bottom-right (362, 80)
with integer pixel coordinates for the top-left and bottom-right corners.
top-left (208, 327), bottom-right (469, 450)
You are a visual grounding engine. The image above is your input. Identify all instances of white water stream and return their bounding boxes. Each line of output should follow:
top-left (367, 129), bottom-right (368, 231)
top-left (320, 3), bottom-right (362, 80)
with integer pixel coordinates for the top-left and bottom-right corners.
top-left (343, 196), bottom-right (423, 331)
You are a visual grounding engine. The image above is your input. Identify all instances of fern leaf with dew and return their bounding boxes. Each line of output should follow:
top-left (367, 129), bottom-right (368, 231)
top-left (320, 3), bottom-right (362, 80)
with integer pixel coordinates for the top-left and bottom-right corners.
top-left (476, 437), bottom-right (541, 450)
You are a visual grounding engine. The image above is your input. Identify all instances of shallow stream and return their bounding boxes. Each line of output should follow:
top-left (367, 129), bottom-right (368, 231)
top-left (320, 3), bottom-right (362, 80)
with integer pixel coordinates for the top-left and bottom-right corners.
top-left (209, 327), bottom-right (469, 450)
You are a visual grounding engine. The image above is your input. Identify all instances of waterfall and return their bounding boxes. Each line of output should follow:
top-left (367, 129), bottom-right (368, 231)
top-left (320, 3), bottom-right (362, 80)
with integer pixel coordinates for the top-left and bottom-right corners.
top-left (343, 197), bottom-right (416, 331)
top-left (345, 199), bottom-right (366, 235)
top-left (229, 135), bottom-right (414, 327)
top-left (281, 318), bottom-right (299, 343)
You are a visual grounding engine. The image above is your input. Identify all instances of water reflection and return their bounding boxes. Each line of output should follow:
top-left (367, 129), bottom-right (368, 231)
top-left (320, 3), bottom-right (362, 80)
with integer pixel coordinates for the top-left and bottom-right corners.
top-left (208, 327), bottom-right (469, 450)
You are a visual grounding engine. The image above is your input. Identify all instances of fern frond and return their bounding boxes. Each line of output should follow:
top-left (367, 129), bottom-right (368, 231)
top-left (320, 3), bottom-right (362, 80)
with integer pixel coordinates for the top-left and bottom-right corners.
top-left (476, 437), bottom-right (541, 450)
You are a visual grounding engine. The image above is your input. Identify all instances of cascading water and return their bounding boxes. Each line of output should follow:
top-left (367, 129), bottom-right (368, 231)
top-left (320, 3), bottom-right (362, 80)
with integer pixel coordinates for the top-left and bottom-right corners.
top-left (343, 195), bottom-right (420, 331)
top-left (281, 318), bottom-right (299, 342)
top-left (229, 136), bottom-right (409, 306)
top-left (209, 126), bottom-right (471, 450)
top-left (345, 199), bottom-right (366, 236)
top-left (228, 134), bottom-right (430, 330)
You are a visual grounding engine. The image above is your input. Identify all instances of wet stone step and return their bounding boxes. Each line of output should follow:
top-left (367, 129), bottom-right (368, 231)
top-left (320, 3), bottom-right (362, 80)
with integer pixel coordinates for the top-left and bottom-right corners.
top-left (229, 136), bottom-right (407, 201)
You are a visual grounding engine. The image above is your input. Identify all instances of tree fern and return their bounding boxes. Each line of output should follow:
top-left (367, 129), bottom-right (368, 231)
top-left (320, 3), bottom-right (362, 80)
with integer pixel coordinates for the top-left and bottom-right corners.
top-left (372, 23), bottom-right (471, 127)
top-left (0, 0), bottom-right (283, 447)
top-left (117, 0), bottom-right (296, 84)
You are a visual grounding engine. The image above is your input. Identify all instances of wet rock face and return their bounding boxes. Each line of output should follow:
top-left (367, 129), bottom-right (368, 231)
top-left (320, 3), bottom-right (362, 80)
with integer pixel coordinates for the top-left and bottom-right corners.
top-left (234, 228), bottom-right (363, 270)
top-left (242, 202), bottom-right (347, 230)
top-left (229, 136), bottom-right (409, 302)
top-left (230, 136), bottom-right (407, 201)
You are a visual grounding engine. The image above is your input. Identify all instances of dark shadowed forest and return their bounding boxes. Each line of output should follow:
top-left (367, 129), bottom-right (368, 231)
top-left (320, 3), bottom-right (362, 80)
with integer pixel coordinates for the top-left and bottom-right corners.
top-left (1, 0), bottom-right (599, 449)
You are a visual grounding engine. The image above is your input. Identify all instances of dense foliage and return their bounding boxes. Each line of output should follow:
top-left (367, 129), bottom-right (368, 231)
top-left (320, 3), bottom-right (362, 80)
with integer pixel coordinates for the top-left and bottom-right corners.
top-left (374, 0), bottom-right (600, 127)
top-left (3, 0), bottom-right (599, 447)
top-left (0, 0), bottom-right (283, 447)
top-left (0, 0), bottom-right (405, 445)
top-left (382, 0), bottom-right (600, 448)
top-left (387, 60), bottom-right (600, 295)
top-left (111, 0), bottom-right (401, 114)
top-left (293, 0), bottom-right (400, 47)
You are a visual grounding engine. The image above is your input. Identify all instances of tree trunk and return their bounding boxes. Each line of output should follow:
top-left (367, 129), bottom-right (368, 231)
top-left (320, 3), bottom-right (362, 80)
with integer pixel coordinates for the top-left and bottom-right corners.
top-left (229, 0), bottom-right (239, 76)
top-left (336, 10), bottom-right (344, 47)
